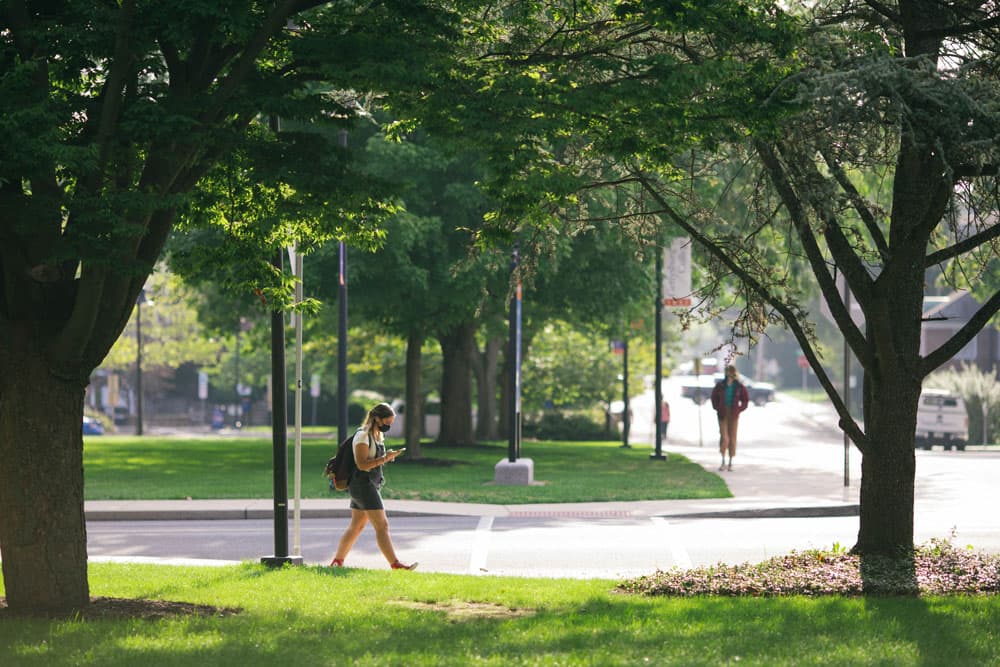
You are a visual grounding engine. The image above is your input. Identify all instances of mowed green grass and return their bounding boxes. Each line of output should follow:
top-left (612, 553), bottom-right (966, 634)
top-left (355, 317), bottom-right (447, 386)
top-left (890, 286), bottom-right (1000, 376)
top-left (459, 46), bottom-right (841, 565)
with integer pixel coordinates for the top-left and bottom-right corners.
top-left (3, 562), bottom-right (999, 667)
top-left (82, 436), bottom-right (729, 503)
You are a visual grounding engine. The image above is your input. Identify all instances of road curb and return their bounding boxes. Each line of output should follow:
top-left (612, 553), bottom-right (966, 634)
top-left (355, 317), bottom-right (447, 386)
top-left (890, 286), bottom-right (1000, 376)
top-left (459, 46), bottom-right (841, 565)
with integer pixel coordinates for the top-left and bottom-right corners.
top-left (84, 508), bottom-right (451, 522)
top-left (658, 504), bottom-right (860, 520)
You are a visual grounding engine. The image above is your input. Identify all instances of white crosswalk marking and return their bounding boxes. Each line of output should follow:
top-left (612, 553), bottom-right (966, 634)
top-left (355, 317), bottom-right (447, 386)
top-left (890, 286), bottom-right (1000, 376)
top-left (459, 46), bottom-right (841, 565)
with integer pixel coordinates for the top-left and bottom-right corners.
top-left (469, 515), bottom-right (494, 574)
top-left (650, 516), bottom-right (692, 569)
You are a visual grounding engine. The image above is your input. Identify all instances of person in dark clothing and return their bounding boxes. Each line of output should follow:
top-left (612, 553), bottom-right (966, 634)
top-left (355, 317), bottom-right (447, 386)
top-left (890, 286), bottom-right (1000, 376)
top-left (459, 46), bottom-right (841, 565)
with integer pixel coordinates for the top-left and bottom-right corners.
top-left (710, 365), bottom-right (749, 471)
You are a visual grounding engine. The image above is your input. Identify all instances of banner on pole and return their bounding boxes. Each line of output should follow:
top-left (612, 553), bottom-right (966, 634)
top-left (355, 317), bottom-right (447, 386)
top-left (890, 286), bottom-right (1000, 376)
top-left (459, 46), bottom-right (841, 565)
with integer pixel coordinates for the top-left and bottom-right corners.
top-left (662, 237), bottom-right (692, 307)
top-left (198, 371), bottom-right (209, 400)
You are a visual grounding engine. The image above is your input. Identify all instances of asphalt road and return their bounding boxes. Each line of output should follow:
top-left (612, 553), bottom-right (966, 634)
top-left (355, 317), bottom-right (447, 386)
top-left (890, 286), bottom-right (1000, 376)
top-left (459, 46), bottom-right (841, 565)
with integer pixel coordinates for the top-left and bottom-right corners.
top-left (86, 378), bottom-right (1000, 577)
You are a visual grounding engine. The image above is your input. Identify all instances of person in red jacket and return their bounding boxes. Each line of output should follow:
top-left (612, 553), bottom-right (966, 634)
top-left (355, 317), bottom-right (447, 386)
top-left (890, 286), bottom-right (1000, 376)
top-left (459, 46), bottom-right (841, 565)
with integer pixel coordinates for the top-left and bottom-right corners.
top-left (659, 399), bottom-right (671, 441)
top-left (710, 365), bottom-right (749, 471)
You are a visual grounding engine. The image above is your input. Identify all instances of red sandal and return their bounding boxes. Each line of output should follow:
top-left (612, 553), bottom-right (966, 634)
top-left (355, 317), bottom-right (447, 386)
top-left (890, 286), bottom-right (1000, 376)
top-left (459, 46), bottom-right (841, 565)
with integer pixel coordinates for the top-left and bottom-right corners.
top-left (390, 560), bottom-right (418, 570)
top-left (329, 558), bottom-right (344, 567)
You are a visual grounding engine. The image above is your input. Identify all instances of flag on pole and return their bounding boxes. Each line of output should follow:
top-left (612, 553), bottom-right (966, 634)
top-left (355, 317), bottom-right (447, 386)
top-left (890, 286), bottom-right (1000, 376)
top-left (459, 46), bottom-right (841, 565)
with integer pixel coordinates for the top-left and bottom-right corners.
top-left (662, 237), bottom-right (693, 307)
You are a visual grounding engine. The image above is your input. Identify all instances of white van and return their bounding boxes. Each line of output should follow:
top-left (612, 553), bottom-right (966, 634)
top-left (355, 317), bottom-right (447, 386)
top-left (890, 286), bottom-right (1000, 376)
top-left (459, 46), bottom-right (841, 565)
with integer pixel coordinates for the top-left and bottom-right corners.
top-left (387, 399), bottom-right (479, 439)
top-left (386, 399), bottom-right (440, 439)
top-left (915, 389), bottom-right (968, 451)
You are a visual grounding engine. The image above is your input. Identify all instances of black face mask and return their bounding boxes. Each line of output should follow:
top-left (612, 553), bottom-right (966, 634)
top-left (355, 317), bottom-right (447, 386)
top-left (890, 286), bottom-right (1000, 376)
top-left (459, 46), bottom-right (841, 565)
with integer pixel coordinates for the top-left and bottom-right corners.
top-left (377, 423), bottom-right (391, 433)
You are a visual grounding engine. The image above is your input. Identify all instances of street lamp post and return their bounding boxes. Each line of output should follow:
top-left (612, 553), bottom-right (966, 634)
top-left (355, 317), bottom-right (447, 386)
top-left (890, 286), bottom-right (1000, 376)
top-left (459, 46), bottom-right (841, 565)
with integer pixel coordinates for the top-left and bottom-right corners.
top-left (337, 129), bottom-right (350, 447)
top-left (620, 336), bottom-right (631, 449)
top-left (508, 244), bottom-right (522, 462)
top-left (651, 247), bottom-right (667, 460)
top-left (135, 289), bottom-right (149, 436)
top-left (260, 113), bottom-right (301, 568)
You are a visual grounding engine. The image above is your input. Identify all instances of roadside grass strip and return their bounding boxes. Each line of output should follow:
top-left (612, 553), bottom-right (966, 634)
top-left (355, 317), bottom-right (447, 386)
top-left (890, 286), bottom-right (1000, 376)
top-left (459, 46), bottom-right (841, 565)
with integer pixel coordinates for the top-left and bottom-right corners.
top-left (2, 561), bottom-right (1000, 666)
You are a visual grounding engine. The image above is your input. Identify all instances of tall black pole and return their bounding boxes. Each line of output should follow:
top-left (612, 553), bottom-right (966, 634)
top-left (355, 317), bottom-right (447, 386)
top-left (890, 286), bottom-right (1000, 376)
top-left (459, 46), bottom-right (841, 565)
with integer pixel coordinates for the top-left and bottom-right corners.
top-left (652, 248), bottom-right (666, 460)
top-left (508, 245), bottom-right (522, 462)
top-left (262, 114), bottom-right (300, 566)
top-left (338, 240), bottom-right (348, 445)
top-left (337, 129), bottom-right (349, 447)
top-left (135, 291), bottom-right (144, 436)
top-left (621, 336), bottom-right (631, 448)
top-left (234, 324), bottom-right (241, 396)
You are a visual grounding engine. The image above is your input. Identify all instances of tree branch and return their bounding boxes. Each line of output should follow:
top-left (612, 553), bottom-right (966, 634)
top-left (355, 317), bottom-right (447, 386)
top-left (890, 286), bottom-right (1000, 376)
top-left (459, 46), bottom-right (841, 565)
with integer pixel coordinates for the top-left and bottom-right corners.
top-left (821, 150), bottom-right (891, 261)
top-left (83, 0), bottom-right (137, 194)
top-left (914, 14), bottom-right (1000, 41)
top-left (954, 163), bottom-right (998, 179)
top-left (862, 0), bottom-right (900, 22)
top-left (199, 0), bottom-right (327, 123)
top-left (922, 289), bottom-right (1000, 376)
top-left (755, 141), bottom-right (871, 365)
top-left (925, 220), bottom-right (1000, 267)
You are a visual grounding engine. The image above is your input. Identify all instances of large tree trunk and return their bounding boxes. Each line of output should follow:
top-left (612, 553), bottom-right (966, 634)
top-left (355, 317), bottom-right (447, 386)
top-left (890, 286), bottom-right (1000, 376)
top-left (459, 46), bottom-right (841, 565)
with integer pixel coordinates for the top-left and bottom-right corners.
top-left (853, 260), bottom-right (927, 556)
top-left (437, 323), bottom-right (476, 445)
top-left (855, 376), bottom-right (920, 555)
top-left (473, 336), bottom-right (502, 440)
top-left (403, 330), bottom-right (423, 458)
top-left (0, 327), bottom-right (90, 613)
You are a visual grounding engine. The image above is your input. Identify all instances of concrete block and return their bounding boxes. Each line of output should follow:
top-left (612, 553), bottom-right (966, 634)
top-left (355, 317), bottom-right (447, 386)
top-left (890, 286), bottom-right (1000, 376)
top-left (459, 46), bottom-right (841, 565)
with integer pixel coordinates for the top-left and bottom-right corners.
top-left (494, 458), bottom-right (535, 485)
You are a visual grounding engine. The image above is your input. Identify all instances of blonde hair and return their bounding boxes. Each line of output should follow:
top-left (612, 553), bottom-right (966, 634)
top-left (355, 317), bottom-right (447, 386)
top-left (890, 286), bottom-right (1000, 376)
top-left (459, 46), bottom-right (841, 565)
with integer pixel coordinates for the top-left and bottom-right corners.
top-left (363, 402), bottom-right (395, 430)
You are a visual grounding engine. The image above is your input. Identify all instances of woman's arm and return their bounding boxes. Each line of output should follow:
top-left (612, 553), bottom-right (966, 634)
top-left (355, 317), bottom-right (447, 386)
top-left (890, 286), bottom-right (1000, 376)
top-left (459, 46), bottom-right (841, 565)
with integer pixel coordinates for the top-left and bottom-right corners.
top-left (353, 437), bottom-right (402, 472)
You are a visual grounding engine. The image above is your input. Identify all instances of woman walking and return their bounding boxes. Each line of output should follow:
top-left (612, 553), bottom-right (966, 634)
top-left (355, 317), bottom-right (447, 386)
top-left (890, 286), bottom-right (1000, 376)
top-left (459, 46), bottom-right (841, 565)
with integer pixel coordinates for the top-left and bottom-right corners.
top-left (329, 402), bottom-right (417, 570)
top-left (710, 365), bottom-right (749, 471)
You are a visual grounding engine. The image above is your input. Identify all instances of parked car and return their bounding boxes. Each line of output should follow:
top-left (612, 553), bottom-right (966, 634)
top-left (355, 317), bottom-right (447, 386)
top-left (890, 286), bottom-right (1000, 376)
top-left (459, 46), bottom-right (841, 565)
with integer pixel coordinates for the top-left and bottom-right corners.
top-left (746, 380), bottom-right (776, 406)
top-left (915, 388), bottom-right (968, 451)
top-left (679, 374), bottom-right (718, 404)
top-left (679, 374), bottom-right (775, 407)
top-left (82, 416), bottom-right (105, 435)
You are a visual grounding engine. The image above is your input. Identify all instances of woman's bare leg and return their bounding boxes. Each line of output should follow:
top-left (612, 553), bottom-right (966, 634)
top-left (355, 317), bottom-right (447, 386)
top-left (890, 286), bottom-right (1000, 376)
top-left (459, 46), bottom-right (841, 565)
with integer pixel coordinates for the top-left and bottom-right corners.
top-left (333, 509), bottom-right (368, 561)
top-left (725, 416), bottom-right (738, 467)
top-left (365, 509), bottom-right (402, 564)
top-left (718, 415), bottom-right (730, 469)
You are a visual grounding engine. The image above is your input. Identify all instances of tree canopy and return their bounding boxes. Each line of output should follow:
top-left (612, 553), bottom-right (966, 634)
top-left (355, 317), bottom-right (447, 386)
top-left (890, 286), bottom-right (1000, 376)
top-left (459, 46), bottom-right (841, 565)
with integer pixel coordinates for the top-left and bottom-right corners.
top-left (392, 0), bottom-right (1000, 556)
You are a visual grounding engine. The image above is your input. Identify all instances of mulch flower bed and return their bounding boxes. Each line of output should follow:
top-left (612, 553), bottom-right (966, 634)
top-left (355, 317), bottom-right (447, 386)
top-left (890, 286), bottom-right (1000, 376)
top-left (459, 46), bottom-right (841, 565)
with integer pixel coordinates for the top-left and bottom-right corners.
top-left (619, 538), bottom-right (1000, 597)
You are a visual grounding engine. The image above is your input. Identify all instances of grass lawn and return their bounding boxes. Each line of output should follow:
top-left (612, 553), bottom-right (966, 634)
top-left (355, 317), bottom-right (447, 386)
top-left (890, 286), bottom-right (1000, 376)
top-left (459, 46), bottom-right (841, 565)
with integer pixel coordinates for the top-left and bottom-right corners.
top-left (82, 436), bottom-right (729, 503)
top-left (3, 562), bottom-right (999, 666)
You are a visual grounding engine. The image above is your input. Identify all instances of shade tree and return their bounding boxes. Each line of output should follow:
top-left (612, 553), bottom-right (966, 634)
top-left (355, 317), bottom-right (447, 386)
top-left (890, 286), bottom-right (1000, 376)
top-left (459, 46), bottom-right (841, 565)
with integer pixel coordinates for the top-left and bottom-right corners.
top-left (396, 0), bottom-right (1000, 558)
top-left (0, 0), bottom-right (465, 613)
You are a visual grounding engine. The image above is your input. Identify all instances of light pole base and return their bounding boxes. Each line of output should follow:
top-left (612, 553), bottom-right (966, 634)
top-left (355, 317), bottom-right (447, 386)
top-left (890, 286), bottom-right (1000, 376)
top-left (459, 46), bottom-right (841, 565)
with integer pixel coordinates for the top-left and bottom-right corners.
top-left (494, 458), bottom-right (535, 485)
top-left (260, 555), bottom-right (304, 568)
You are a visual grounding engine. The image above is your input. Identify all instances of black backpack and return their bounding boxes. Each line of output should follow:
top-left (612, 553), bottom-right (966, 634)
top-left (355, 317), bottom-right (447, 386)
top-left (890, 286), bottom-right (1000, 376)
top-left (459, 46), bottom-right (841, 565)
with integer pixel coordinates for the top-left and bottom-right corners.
top-left (324, 435), bottom-right (357, 491)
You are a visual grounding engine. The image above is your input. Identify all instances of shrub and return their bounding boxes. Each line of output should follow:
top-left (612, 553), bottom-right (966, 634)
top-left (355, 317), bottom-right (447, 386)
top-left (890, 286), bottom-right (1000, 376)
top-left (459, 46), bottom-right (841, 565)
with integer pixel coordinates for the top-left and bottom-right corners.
top-left (523, 410), bottom-right (608, 441)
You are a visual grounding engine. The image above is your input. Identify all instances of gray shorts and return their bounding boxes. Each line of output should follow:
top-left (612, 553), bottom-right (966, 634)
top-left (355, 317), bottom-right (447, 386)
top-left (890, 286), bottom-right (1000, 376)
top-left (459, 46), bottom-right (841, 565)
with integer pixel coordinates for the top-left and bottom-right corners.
top-left (348, 475), bottom-right (384, 511)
